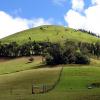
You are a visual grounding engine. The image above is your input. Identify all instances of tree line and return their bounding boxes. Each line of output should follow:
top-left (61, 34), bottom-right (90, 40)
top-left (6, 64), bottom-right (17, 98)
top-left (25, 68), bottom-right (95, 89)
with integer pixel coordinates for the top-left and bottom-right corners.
top-left (0, 40), bottom-right (100, 65)
top-left (0, 41), bottom-right (51, 57)
top-left (45, 41), bottom-right (100, 65)
top-left (78, 29), bottom-right (100, 38)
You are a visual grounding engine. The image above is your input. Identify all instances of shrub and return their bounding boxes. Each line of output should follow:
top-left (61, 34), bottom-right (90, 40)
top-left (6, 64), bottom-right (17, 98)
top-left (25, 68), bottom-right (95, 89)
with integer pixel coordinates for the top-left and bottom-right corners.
top-left (45, 44), bottom-right (64, 65)
top-left (75, 52), bottom-right (90, 64)
top-left (45, 44), bottom-right (90, 65)
top-left (28, 57), bottom-right (34, 62)
top-left (63, 46), bottom-right (76, 64)
top-left (45, 54), bottom-right (54, 65)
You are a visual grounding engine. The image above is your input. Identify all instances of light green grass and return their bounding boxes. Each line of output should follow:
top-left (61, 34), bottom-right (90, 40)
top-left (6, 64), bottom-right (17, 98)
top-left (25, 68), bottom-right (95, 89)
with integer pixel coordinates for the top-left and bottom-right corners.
top-left (0, 59), bottom-right (100, 100)
top-left (1, 25), bottom-right (100, 44)
top-left (0, 56), bottom-right (43, 75)
top-left (0, 67), bottom-right (61, 100)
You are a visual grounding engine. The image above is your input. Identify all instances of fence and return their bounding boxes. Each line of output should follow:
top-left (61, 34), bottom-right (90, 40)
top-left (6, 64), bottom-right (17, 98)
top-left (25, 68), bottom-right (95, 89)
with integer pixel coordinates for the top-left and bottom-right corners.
top-left (32, 66), bottom-right (63, 94)
top-left (0, 67), bottom-right (63, 96)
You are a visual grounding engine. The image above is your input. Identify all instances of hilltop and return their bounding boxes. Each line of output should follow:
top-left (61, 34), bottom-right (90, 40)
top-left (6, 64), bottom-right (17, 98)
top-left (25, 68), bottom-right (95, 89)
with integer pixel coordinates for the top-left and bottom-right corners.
top-left (1, 25), bottom-right (100, 44)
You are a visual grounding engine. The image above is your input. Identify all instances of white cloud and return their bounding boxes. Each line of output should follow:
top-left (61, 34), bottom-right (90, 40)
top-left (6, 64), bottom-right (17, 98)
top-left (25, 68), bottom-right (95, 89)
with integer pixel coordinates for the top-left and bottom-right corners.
top-left (64, 0), bottom-right (100, 35)
top-left (32, 18), bottom-right (53, 27)
top-left (64, 10), bottom-right (86, 29)
top-left (53, 0), bottom-right (66, 6)
top-left (92, 0), bottom-right (100, 5)
top-left (72, 0), bottom-right (85, 11)
top-left (0, 11), bottom-right (52, 39)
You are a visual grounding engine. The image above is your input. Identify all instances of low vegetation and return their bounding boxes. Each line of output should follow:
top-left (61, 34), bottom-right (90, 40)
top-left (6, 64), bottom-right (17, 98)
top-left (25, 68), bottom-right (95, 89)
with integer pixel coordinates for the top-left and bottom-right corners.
top-left (0, 63), bottom-right (100, 100)
top-left (0, 56), bottom-right (42, 75)
top-left (45, 42), bottom-right (90, 65)
top-left (0, 40), bottom-right (99, 65)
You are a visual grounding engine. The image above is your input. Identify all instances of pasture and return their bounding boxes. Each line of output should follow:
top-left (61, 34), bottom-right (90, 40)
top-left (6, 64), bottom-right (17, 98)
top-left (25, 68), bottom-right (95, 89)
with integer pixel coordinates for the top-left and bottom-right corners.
top-left (0, 57), bottom-right (100, 100)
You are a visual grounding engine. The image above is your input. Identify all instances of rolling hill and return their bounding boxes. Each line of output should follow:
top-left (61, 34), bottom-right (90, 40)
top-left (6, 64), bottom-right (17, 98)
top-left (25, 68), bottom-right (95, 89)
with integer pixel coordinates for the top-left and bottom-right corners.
top-left (1, 25), bottom-right (100, 44)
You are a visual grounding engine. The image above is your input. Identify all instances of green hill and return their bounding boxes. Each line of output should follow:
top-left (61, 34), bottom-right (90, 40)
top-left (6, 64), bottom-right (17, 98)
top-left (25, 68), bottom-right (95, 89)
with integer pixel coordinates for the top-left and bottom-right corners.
top-left (0, 25), bottom-right (100, 100)
top-left (1, 25), bottom-right (100, 44)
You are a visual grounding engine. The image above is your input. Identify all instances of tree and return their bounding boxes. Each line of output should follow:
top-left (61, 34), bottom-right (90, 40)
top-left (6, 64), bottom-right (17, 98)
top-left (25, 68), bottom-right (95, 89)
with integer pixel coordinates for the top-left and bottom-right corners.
top-left (44, 42), bottom-right (90, 65)
top-left (95, 42), bottom-right (100, 59)
top-left (75, 52), bottom-right (90, 64)
top-left (28, 56), bottom-right (34, 63)
top-left (45, 44), bottom-right (64, 65)
top-left (33, 42), bottom-right (41, 55)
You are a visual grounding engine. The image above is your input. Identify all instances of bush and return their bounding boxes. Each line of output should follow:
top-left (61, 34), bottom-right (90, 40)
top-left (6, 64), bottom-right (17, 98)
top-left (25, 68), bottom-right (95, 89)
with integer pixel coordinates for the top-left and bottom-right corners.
top-left (44, 43), bottom-right (90, 65)
top-left (28, 57), bottom-right (34, 62)
top-left (75, 52), bottom-right (90, 64)
top-left (45, 44), bottom-right (64, 65)
top-left (45, 54), bottom-right (54, 65)
top-left (63, 46), bottom-right (76, 64)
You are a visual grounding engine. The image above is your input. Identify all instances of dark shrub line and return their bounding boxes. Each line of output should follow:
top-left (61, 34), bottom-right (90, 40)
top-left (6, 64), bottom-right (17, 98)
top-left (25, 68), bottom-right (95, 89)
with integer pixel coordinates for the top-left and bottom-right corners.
top-left (0, 40), bottom-right (100, 63)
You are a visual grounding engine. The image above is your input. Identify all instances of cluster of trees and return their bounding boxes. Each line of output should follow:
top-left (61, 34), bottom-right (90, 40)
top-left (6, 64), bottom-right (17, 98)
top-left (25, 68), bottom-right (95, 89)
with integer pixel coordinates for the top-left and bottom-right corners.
top-left (0, 41), bottom-right (51, 57)
top-left (78, 42), bottom-right (100, 59)
top-left (78, 29), bottom-right (100, 38)
top-left (0, 40), bottom-right (100, 65)
top-left (45, 41), bottom-right (90, 65)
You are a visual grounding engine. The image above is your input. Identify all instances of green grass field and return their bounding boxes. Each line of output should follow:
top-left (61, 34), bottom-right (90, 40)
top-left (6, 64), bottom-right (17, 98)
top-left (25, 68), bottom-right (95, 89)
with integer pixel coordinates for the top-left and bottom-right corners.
top-left (1, 25), bottom-right (100, 44)
top-left (0, 57), bottom-right (100, 100)
top-left (0, 56), bottom-right (43, 75)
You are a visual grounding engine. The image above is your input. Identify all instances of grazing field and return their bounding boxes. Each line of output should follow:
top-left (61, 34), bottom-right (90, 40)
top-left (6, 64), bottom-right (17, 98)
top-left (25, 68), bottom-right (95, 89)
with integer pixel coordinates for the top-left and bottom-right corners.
top-left (1, 25), bottom-right (100, 44)
top-left (0, 57), bottom-right (100, 100)
top-left (0, 56), bottom-right (43, 75)
top-left (0, 66), bottom-right (61, 100)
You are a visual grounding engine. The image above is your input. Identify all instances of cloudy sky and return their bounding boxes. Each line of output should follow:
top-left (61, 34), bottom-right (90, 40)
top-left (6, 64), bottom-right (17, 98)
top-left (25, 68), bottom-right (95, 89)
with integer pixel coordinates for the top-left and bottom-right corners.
top-left (0, 0), bottom-right (100, 38)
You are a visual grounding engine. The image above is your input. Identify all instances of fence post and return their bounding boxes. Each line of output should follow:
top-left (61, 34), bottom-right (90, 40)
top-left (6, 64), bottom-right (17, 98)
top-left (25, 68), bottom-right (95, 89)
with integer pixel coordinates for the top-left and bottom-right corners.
top-left (10, 87), bottom-right (13, 95)
top-left (43, 84), bottom-right (44, 93)
top-left (43, 84), bottom-right (46, 93)
top-left (32, 84), bottom-right (34, 94)
top-left (44, 84), bottom-right (46, 93)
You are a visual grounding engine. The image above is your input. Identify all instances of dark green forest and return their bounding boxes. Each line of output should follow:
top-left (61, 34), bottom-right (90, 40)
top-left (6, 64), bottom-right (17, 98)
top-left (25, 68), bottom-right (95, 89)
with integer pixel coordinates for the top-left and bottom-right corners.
top-left (0, 40), bottom-right (100, 65)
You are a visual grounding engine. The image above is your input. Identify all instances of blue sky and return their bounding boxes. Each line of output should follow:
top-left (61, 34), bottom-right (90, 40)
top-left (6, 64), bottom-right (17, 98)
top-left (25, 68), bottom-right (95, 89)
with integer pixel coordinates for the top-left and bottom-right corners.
top-left (0, 0), bottom-right (71, 25)
top-left (0, 0), bottom-right (100, 38)
top-left (0, 0), bottom-right (91, 23)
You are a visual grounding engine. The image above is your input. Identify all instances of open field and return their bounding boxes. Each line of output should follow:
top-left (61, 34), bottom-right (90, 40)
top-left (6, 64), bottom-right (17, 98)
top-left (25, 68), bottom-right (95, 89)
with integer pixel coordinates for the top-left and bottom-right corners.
top-left (0, 66), bottom-right (61, 100)
top-left (0, 56), bottom-right (43, 75)
top-left (1, 25), bottom-right (100, 44)
top-left (0, 57), bottom-right (100, 100)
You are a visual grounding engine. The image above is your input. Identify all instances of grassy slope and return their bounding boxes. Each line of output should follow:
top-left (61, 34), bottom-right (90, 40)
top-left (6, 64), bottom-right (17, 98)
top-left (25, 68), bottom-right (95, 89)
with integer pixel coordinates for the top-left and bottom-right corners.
top-left (0, 66), bottom-right (100, 100)
top-left (0, 67), bottom-right (61, 100)
top-left (0, 56), bottom-right (43, 75)
top-left (1, 25), bottom-right (100, 44)
top-left (0, 58), bottom-right (100, 100)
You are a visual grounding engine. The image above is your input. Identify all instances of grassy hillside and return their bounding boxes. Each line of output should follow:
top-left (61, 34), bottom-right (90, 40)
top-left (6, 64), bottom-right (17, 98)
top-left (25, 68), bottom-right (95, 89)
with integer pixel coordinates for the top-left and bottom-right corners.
top-left (1, 25), bottom-right (100, 44)
top-left (0, 56), bottom-right (43, 75)
top-left (0, 65), bottom-right (100, 100)
top-left (0, 57), bottom-right (100, 100)
top-left (0, 67), bottom-right (61, 100)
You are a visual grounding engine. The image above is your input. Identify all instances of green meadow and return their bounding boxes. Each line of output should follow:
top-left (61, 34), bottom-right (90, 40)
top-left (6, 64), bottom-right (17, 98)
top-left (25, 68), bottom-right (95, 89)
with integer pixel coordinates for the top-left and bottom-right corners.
top-left (0, 56), bottom-right (43, 75)
top-left (0, 57), bottom-right (100, 100)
